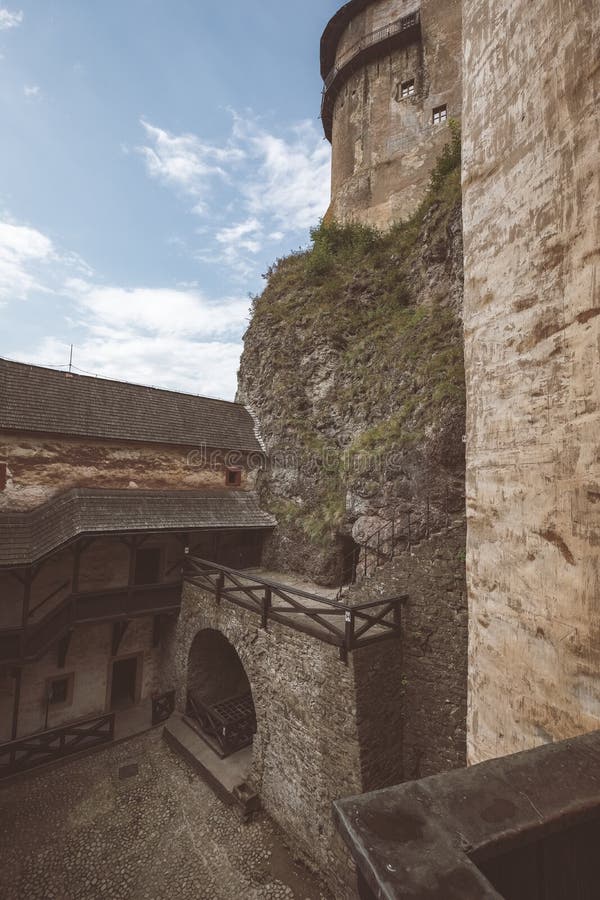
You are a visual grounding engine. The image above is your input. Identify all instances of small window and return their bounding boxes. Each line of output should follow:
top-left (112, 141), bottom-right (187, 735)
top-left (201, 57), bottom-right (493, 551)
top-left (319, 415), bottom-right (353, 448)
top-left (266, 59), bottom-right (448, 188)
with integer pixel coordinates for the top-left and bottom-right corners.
top-left (432, 104), bottom-right (448, 125)
top-left (226, 468), bottom-right (242, 487)
top-left (47, 674), bottom-right (73, 706)
top-left (400, 79), bottom-right (415, 99)
top-left (0, 462), bottom-right (6, 491)
top-left (134, 547), bottom-right (162, 585)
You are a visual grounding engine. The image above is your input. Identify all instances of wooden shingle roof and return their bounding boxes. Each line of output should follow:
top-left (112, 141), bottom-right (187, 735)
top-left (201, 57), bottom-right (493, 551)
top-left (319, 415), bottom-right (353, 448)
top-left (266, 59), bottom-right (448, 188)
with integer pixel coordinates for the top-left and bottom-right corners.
top-left (0, 359), bottom-right (263, 452)
top-left (0, 488), bottom-right (277, 566)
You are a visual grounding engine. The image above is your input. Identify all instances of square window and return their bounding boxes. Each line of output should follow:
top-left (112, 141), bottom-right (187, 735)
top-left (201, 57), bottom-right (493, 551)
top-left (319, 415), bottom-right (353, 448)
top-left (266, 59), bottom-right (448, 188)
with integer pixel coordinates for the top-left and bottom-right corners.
top-left (47, 674), bottom-right (73, 706)
top-left (401, 79), bottom-right (415, 99)
top-left (432, 104), bottom-right (448, 125)
top-left (0, 462), bottom-right (6, 492)
top-left (226, 468), bottom-right (242, 487)
top-left (134, 548), bottom-right (161, 585)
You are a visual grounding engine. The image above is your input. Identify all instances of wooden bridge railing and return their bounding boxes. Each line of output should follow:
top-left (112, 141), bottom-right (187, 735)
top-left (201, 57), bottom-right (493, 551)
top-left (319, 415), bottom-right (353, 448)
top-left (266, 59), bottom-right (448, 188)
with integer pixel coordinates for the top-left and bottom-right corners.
top-left (0, 712), bottom-right (115, 778)
top-left (185, 557), bottom-right (407, 660)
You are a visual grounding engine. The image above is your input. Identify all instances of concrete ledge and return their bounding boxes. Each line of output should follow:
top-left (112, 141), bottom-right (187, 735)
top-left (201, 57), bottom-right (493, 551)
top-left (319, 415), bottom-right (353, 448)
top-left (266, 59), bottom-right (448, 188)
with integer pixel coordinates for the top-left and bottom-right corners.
top-left (163, 715), bottom-right (259, 820)
top-left (334, 729), bottom-right (600, 899)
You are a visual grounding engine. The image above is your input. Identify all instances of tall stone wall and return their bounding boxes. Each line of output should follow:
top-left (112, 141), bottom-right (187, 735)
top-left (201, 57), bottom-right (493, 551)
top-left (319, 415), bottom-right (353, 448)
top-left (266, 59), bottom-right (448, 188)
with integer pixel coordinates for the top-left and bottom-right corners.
top-left (463, 0), bottom-right (600, 763)
top-left (159, 582), bottom-right (407, 899)
top-left (348, 522), bottom-right (467, 780)
top-left (326, 0), bottom-right (462, 227)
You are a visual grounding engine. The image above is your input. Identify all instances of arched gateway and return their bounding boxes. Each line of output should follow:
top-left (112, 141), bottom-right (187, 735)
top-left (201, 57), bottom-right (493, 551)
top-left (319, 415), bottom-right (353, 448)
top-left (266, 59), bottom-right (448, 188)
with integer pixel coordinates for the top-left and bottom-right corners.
top-left (186, 629), bottom-right (257, 759)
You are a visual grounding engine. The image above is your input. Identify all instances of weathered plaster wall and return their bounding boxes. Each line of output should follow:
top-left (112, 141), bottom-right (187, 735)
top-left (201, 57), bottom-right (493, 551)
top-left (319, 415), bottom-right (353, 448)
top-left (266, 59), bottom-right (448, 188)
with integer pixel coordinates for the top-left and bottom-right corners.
top-left (159, 583), bottom-right (408, 898)
top-left (0, 433), bottom-right (259, 511)
top-left (463, 0), bottom-right (600, 763)
top-left (328, 0), bottom-right (462, 227)
top-left (13, 616), bottom-right (159, 739)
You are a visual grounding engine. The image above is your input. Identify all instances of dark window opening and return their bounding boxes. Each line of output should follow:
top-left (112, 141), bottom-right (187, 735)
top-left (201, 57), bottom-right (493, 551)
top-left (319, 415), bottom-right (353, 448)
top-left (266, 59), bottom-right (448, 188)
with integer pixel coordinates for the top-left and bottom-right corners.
top-left (134, 547), bottom-right (161, 585)
top-left (48, 675), bottom-right (72, 705)
top-left (401, 78), bottom-right (415, 98)
top-left (0, 462), bottom-right (6, 491)
top-left (433, 104), bottom-right (448, 124)
top-left (226, 468), bottom-right (242, 487)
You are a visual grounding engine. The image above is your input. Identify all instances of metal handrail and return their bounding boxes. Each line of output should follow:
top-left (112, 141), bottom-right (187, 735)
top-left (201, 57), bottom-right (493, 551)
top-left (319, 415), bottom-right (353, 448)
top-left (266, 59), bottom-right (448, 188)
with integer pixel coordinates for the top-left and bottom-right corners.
top-left (323, 11), bottom-right (421, 92)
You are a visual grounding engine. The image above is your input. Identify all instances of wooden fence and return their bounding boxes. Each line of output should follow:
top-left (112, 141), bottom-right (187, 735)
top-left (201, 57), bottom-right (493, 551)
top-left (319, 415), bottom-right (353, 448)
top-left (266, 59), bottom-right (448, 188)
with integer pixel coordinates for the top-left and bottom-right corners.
top-left (185, 557), bottom-right (407, 661)
top-left (0, 713), bottom-right (115, 778)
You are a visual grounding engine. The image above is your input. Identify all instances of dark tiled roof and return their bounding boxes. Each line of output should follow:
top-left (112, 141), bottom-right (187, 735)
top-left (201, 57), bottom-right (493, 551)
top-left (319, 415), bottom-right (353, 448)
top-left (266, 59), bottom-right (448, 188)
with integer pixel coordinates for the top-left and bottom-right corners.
top-left (0, 359), bottom-right (263, 452)
top-left (0, 489), bottom-right (277, 566)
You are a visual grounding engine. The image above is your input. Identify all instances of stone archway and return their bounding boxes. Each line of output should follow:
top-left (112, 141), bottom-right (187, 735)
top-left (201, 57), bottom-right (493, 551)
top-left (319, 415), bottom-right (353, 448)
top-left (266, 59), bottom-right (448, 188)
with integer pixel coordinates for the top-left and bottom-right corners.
top-left (186, 629), bottom-right (257, 759)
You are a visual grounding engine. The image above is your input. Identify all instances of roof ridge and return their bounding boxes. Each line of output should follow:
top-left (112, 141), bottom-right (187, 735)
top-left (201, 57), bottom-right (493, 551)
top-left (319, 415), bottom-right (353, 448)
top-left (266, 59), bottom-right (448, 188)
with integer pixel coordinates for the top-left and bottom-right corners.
top-left (0, 357), bottom-right (248, 409)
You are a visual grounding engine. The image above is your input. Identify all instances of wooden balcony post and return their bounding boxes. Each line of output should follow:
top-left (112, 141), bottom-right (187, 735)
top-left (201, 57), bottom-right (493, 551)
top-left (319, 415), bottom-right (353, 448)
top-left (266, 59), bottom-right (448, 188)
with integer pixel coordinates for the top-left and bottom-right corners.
top-left (345, 609), bottom-right (355, 655)
top-left (216, 572), bottom-right (225, 604)
top-left (262, 588), bottom-right (272, 630)
top-left (11, 667), bottom-right (21, 741)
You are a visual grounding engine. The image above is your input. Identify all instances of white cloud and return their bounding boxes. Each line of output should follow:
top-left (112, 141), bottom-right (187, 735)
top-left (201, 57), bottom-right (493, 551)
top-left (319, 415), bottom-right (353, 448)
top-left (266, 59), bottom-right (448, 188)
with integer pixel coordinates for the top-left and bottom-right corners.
top-left (27, 334), bottom-right (244, 400)
top-left (233, 115), bottom-right (331, 231)
top-left (64, 278), bottom-right (250, 339)
top-left (24, 84), bottom-right (40, 98)
top-left (0, 8), bottom-right (23, 30)
top-left (1, 217), bottom-right (250, 399)
top-left (137, 112), bottom-right (331, 271)
top-left (0, 220), bottom-right (55, 301)
top-left (136, 120), bottom-right (244, 214)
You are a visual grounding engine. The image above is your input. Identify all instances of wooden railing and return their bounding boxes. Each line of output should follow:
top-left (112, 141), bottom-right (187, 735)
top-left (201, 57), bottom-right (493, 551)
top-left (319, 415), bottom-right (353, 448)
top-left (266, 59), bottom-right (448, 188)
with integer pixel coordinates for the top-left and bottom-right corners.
top-left (0, 583), bottom-right (182, 664)
top-left (185, 557), bottom-right (406, 660)
top-left (187, 691), bottom-right (256, 759)
top-left (0, 713), bottom-right (115, 778)
top-left (321, 10), bottom-right (421, 139)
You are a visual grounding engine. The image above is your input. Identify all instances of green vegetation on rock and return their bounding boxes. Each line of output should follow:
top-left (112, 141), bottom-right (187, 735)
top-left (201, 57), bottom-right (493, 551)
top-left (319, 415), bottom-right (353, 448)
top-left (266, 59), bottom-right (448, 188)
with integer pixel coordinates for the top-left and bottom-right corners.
top-left (241, 124), bottom-right (465, 558)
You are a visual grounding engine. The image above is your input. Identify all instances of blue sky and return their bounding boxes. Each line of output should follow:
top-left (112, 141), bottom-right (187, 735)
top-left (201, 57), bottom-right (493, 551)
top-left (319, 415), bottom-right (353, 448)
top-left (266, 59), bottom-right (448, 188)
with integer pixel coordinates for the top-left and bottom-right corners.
top-left (0, 1), bottom-right (339, 398)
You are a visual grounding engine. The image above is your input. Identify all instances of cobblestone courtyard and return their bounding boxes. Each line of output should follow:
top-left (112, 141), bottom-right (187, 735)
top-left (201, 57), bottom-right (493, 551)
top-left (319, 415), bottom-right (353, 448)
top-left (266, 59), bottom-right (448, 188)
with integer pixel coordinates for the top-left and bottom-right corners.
top-left (0, 731), bottom-right (332, 900)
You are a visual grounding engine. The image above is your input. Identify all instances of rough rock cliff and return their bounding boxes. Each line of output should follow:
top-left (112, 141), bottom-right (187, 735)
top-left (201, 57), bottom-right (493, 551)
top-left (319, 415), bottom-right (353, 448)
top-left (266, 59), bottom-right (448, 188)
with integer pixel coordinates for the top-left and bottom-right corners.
top-left (238, 130), bottom-right (465, 585)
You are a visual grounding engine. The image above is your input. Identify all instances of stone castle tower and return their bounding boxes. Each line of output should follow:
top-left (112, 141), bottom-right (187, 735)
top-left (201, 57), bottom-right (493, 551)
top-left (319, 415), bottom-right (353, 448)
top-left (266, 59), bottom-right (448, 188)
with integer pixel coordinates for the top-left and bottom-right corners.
top-left (320, 0), bottom-right (462, 229)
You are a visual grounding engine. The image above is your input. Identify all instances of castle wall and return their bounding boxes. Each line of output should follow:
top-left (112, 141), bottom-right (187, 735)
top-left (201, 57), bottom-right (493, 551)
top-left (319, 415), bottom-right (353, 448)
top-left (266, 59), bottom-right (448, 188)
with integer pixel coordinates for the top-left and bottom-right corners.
top-left (463, 0), bottom-right (600, 763)
top-left (160, 582), bottom-right (409, 898)
top-left (327, 0), bottom-right (462, 227)
top-left (0, 433), bottom-right (259, 511)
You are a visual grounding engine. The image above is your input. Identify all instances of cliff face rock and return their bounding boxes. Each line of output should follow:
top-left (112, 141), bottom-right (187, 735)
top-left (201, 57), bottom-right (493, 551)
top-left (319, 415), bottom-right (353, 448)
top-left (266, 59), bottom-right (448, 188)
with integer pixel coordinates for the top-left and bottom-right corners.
top-left (238, 136), bottom-right (465, 584)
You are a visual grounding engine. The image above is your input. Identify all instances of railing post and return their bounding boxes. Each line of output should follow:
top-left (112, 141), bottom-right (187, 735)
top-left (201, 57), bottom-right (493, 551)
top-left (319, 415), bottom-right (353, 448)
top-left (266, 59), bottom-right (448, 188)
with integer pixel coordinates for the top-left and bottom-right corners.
top-left (216, 572), bottom-right (224, 605)
top-left (345, 609), bottom-right (355, 657)
top-left (262, 588), bottom-right (271, 630)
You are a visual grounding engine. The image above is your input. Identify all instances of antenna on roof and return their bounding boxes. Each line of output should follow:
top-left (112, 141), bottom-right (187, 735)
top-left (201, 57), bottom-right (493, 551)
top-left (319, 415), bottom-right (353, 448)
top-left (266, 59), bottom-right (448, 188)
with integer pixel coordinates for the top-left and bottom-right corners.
top-left (68, 345), bottom-right (74, 374)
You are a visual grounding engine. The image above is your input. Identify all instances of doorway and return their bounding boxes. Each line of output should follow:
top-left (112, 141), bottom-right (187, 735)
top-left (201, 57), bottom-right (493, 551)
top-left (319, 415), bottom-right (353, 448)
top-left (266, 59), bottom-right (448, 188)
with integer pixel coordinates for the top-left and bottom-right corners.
top-left (110, 657), bottom-right (138, 710)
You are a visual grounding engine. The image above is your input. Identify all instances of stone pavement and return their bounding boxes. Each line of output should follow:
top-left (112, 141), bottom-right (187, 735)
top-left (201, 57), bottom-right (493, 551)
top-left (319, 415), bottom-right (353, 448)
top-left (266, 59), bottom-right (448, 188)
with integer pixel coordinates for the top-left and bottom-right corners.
top-left (0, 730), bottom-right (332, 900)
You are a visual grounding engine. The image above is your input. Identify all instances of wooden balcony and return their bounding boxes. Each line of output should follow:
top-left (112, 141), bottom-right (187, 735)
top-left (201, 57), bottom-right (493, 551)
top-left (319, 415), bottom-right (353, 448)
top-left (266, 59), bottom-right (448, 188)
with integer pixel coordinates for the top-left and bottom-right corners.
top-left (321, 10), bottom-right (421, 141)
top-left (0, 583), bottom-right (182, 664)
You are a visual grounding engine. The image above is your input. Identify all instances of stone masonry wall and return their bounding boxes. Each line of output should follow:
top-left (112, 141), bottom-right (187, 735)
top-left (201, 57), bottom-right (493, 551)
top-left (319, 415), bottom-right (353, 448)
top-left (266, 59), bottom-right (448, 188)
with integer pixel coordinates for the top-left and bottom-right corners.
top-left (348, 522), bottom-right (467, 781)
top-left (159, 582), bottom-right (409, 899)
top-left (463, 0), bottom-right (600, 763)
top-left (328, 0), bottom-right (462, 227)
